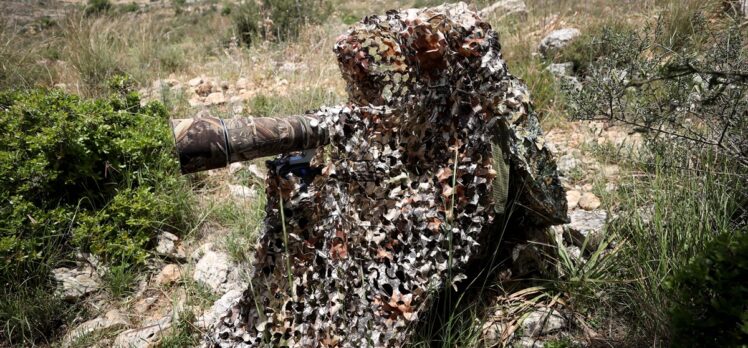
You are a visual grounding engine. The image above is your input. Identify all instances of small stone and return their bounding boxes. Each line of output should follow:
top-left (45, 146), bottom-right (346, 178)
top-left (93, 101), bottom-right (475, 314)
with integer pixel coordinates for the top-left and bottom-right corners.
top-left (578, 192), bottom-right (601, 210)
top-left (556, 154), bottom-right (579, 175)
top-left (53, 266), bottom-right (101, 301)
top-left (236, 77), bottom-right (248, 89)
top-left (603, 164), bottom-right (620, 178)
top-left (241, 87), bottom-right (255, 97)
top-left (479, 0), bottom-right (527, 21)
top-left (481, 320), bottom-right (505, 347)
top-left (521, 308), bottom-right (566, 337)
top-left (133, 297), bottom-right (157, 314)
top-left (188, 77), bottom-right (203, 87)
top-left (64, 309), bottom-right (130, 345)
top-left (566, 245), bottom-right (582, 261)
top-left (196, 289), bottom-right (244, 329)
top-left (229, 162), bottom-right (244, 174)
top-left (113, 315), bottom-right (172, 348)
top-left (280, 62), bottom-right (307, 72)
top-left (538, 28), bottom-right (581, 58)
top-left (605, 182), bottom-right (617, 192)
top-left (566, 190), bottom-right (581, 210)
top-left (232, 103), bottom-right (244, 114)
top-left (154, 264), bottom-right (181, 286)
top-left (205, 92), bottom-right (226, 105)
top-left (156, 232), bottom-right (179, 255)
top-left (190, 242), bottom-right (214, 261)
top-left (194, 250), bottom-right (231, 292)
top-left (247, 164), bottom-right (267, 180)
top-left (228, 184), bottom-right (256, 199)
top-left (565, 209), bottom-right (607, 251)
top-left (229, 185), bottom-right (257, 199)
top-left (546, 62), bottom-right (574, 77)
top-left (188, 96), bottom-right (203, 107)
top-left (545, 62), bottom-right (581, 90)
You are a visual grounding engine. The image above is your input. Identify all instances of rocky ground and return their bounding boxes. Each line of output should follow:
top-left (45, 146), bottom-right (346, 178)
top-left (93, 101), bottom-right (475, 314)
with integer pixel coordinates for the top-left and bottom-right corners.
top-left (2, 0), bottom-right (687, 346)
top-left (51, 22), bottom-right (645, 348)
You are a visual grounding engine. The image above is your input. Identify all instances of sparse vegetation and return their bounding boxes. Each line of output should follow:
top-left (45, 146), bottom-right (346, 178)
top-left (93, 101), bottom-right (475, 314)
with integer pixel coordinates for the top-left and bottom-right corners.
top-left (668, 230), bottom-right (748, 347)
top-left (0, 0), bottom-right (746, 346)
top-left (0, 80), bottom-right (194, 343)
top-left (234, 0), bottom-right (331, 46)
top-left (85, 0), bottom-right (112, 16)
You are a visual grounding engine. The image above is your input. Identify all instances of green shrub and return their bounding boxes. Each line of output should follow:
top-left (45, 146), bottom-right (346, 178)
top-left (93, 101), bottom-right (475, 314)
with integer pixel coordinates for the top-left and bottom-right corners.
top-left (0, 84), bottom-right (190, 274)
top-left (667, 231), bottom-right (748, 347)
top-left (567, 15), bottom-right (747, 167)
top-left (555, 22), bottom-right (638, 75)
top-left (85, 0), bottom-right (112, 16)
top-left (0, 285), bottom-right (79, 345)
top-left (234, 0), bottom-right (331, 46)
top-left (102, 263), bottom-right (137, 298)
top-left (0, 83), bottom-right (193, 343)
top-left (120, 2), bottom-right (139, 13)
top-left (221, 4), bottom-right (232, 16)
top-left (234, 0), bottom-right (262, 46)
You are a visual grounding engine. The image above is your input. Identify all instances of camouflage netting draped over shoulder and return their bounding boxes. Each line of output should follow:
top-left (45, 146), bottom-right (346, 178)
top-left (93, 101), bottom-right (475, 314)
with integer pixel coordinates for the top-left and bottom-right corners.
top-left (209, 3), bottom-right (567, 347)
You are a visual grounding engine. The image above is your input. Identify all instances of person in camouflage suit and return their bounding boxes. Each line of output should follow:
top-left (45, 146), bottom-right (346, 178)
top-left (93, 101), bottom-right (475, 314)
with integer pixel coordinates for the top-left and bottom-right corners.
top-left (207, 3), bottom-right (567, 347)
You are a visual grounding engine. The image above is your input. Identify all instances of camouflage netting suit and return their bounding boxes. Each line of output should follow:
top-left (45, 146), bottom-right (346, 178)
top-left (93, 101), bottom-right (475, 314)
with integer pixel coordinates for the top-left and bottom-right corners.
top-left (209, 3), bottom-right (567, 347)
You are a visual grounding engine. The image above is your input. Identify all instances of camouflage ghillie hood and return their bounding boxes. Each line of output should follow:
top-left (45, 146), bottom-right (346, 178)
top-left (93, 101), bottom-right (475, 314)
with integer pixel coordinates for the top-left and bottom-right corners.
top-left (209, 3), bottom-right (566, 347)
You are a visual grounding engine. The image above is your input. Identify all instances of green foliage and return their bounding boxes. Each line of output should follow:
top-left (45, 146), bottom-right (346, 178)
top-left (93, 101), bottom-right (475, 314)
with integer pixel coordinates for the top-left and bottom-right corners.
top-left (667, 231), bottom-right (748, 347)
top-left (0, 84), bottom-right (191, 275)
top-left (102, 263), bottom-right (137, 298)
top-left (0, 83), bottom-right (193, 343)
top-left (559, 9), bottom-right (747, 344)
top-left (655, 0), bottom-right (721, 51)
top-left (0, 285), bottom-right (79, 345)
top-left (234, 0), bottom-right (331, 46)
top-left (120, 2), bottom-right (139, 13)
top-left (580, 145), bottom-right (746, 344)
top-left (213, 182), bottom-right (266, 263)
top-left (221, 4), bottom-right (232, 16)
top-left (341, 13), bottom-right (360, 25)
top-left (235, 0), bottom-right (261, 46)
top-left (85, 0), bottom-right (112, 16)
top-left (249, 94), bottom-right (273, 116)
top-left (544, 338), bottom-right (577, 348)
top-left (157, 310), bottom-right (200, 347)
top-left (555, 22), bottom-right (637, 75)
top-left (568, 14), bottom-right (748, 167)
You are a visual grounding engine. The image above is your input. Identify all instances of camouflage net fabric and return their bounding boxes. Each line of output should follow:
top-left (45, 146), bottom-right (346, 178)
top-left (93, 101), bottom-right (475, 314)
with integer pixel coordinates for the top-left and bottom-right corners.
top-left (209, 3), bottom-right (567, 347)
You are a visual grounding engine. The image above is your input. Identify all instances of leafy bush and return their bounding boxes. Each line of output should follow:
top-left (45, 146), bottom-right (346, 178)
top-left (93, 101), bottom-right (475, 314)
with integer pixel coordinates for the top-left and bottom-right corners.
top-left (555, 22), bottom-right (637, 75)
top-left (234, 0), bottom-right (331, 46)
top-left (562, 4), bottom-right (748, 344)
top-left (0, 81), bottom-right (193, 343)
top-left (0, 83), bottom-right (190, 275)
top-left (235, 0), bottom-right (261, 46)
top-left (221, 4), bottom-right (232, 16)
top-left (667, 231), bottom-right (748, 347)
top-left (85, 0), bottom-right (112, 16)
top-left (0, 285), bottom-right (80, 345)
top-left (120, 2), bottom-right (139, 13)
top-left (567, 13), bottom-right (747, 167)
